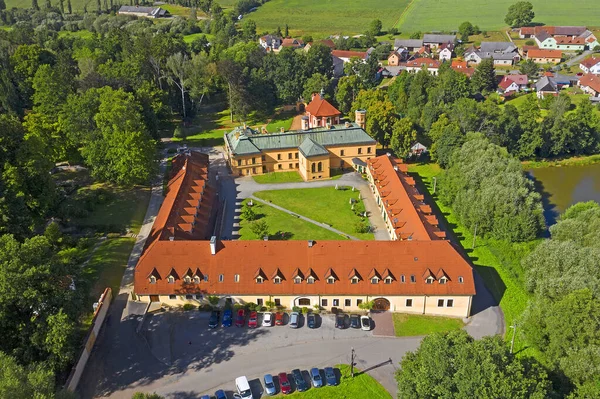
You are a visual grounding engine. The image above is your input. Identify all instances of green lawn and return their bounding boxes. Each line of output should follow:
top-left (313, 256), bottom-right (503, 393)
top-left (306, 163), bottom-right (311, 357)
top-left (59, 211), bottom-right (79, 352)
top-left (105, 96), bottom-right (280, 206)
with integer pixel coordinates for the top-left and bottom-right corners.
top-left (253, 171), bottom-right (304, 184)
top-left (397, 0), bottom-right (600, 32)
top-left (248, 0), bottom-right (411, 37)
top-left (393, 314), bottom-right (464, 337)
top-left (239, 199), bottom-right (346, 241)
top-left (183, 32), bottom-right (214, 44)
top-left (287, 364), bottom-right (391, 398)
top-left (254, 187), bottom-right (375, 240)
top-left (407, 163), bottom-right (539, 354)
top-left (266, 110), bottom-right (297, 133)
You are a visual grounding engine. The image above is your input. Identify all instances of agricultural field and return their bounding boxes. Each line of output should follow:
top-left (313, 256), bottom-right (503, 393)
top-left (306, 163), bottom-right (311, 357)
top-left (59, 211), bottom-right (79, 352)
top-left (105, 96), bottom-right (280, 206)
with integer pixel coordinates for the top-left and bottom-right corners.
top-left (247, 0), bottom-right (410, 38)
top-left (5, 0), bottom-right (91, 12)
top-left (397, 0), bottom-right (600, 33)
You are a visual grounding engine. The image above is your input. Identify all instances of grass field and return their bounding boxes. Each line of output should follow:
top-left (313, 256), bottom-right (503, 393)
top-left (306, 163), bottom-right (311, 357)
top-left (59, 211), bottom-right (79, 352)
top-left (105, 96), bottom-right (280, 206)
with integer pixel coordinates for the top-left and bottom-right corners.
top-left (248, 0), bottom-right (410, 37)
top-left (289, 364), bottom-right (391, 398)
top-left (254, 187), bottom-right (375, 240)
top-left (239, 199), bottom-right (345, 241)
top-left (265, 110), bottom-right (297, 133)
top-left (407, 163), bottom-right (539, 354)
top-left (253, 171), bottom-right (304, 184)
top-left (393, 314), bottom-right (464, 337)
top-left (397, 0), bottom-right (600, 32)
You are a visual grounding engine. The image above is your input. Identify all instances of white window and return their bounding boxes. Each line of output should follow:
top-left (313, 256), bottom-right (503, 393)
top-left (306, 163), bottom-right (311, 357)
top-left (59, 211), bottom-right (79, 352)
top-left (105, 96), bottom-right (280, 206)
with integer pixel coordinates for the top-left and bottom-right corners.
top-left (257, 298), bottom-right (264, 306)
top-left (406, 299), bottom-right (413, 307)
top-left (410, 275), bottom-right (416, 283)
top-left (167, 276), bottom-right (175, 284)
top-left (370, 277), bottom-right (379, 284)
top-left (256, 276), bottom-right (264, 284)
top-left (194, 276), bottom-right (201, 283)
top-left (273, 277), bottom-right (282, 284)
top-left (426, 276), bottom-right (434, 284)
top-left (439, 276), bottom-right (447, 284)
top-left (350, 276), bottom-right (359, 284)
top-left (307, 276), bottom-right (315, 284)
top-left (401, 275), bottom-right (405, 283)
top-left (149, 276), bottom-right (156, 284)
top-left (204, 275), bottom-right (208, 282)
top-left (384, 277), bottom-right (393, 284)
top-left (195, 294), bottom-right (202, 300)
top-left (327, 276), bottom-right (335, 284)
top-left (219, 274), bottom-right (224, 283)
top-left (294, 276), bottom-right (302, 284)
top-left (234, 274), bottom-right (239, 282)
top-left (357, 299), bottom-right (363, 306)
top-left (458, 276), bottom-right (464, 283)
top-left (447, 299), bottom-right (454, 307)
top-left (321, 298), bottom-right (328, 307)
top-left (333, 299), bottom-right (339, 307)
top-left (185, 294), bottom-right (193, 299)
top-left (184, 276), bottom-right (191, 283)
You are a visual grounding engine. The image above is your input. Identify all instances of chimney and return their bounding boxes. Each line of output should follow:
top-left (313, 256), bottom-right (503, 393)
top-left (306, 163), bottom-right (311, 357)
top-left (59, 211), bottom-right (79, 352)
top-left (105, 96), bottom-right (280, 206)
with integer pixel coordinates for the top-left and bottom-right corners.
top-left (263, 236), bottom-right (269, 241)
top-left (280, 127), bottom-right (285, 133)
top-left (308, 240), bottom-right (315, 248)
top-left (355, 109), bottom-right (366, 130)
top-left (344, 121), bottom-right (350, 128)
top-left (311, 92), bottom-right (319, 101)
top-left (209, 236), bottom-right (217, 255)
top-left (169, 236), bottom-right (175, 241)
top-left (319, 88), bottom-right (325, 100)
top-left (386, 152), bottom-right (391, 157)
top-left (301, 116), bottom-right (309, 131)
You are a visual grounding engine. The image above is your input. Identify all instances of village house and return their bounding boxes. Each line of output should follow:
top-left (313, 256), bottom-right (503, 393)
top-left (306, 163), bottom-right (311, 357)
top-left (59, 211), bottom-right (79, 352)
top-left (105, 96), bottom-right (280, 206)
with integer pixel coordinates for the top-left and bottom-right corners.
top-left (464, 42), bottom-right (520, 65)
top-left (521, 26), bottom-right (598, 50)
top-left (405, 58), bottom-right (440, 75)
top-left (133, 153), bottom-right (476, 317)
top-left (117, 6), bottom-right (169, 18)
top-left (394, 39), bottom-right (424, 52)
top-left (497, 74), bottom-right (529, 95)
top-left (387, 50), bottom-right (403, 66)
top-left (535, 76), bottom-right (560, 98)
top-left (578, 74), bottom-right (600, 98)
top-left (331, 50), bottom-right (368, 64)
top-left (422, 34), bottom-right (456, 49)
top-left (278, 38), bottom-right (304, 51)
top-left (580, 57), bottom-right (600, 75)
top-left (527, 49), bottom-right (562, 64)
top-left (535, 31), bottom-right (585, 52)
top-left (450, 60), bottom-right (475, 77)
top-left (259, 35), bottom-right (282, 51)
top-left (438, 43), bottom-right (454, 61)
top-left (304, 39), bottom-right (336, 52)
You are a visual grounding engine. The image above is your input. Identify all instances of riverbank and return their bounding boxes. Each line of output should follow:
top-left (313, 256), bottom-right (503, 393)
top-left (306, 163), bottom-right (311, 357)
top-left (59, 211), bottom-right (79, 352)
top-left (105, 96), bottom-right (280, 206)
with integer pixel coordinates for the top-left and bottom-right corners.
top-left (523, 154), bottom-right (600, 169)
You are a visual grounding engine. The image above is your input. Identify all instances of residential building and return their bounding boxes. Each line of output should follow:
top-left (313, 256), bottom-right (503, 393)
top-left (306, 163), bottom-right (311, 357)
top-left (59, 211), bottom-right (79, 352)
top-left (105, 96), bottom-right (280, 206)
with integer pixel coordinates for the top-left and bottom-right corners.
top-left (497, 74), bottom-right (529, 95)
top-left (279, 38), bottom-right (304, 50)
top-left (134, 153), bottom-right (476, 317)
top-left (523, 26), bottom-right (595, 50)
top-left (117, 6), bottom-right (169, 18)
top-left (405, 58), bottom-right (440, 75)
top-left (535, 31), bottom-right (585, 51)
top-left (394, 39), bottom-right (423, 52)
top-left (224, 110), bottom-right (376, 180)
top-left (387, 50), bottom-right (403, 66)
top-left (580, 57), bottom-right (600, 75)
top-left (464, 42), bottom-right (520, 65)
top-left (422, 34), bottom-right (456, 49)
top-left (438, 43), bottom-right (454, 61)
top-left (304, 94), bottom-right (341, 128)
top-left (535, 76), bottom-right (559, 98)
top-left (259, 35), bottom-right (282, 51)
top-left (578, 74), bottom-right (600, 98)
top-left (527, 49), bottom-right (562, 64)
top-left (304, 39), bottom-right (336, 52)
top-left (331, 50), bottom-right (368, 64)
top-left (451, 60), bottom-right (475, 77)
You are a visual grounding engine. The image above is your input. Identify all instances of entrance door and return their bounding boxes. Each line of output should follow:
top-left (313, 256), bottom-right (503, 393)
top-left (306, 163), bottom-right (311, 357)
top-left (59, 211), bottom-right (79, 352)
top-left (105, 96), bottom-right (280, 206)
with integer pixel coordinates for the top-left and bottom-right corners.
top-left (373, 298), bottom-right (390, 311)
top-left (150, 295), bottom-right (160, 302)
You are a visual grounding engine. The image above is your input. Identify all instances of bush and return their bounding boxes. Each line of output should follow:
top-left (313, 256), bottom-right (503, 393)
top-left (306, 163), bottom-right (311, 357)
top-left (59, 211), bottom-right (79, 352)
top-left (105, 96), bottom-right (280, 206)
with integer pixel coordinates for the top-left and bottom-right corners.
top-left (233, 303), bottom-right (244, 311)
top-left (525, 39), bottom-right (534, 45)
top-left (199, 304), bottom-right (213, 311)
top-left (354, 220), bottom-right (371, 233)
top-left (292, 306), bottom-right (301, 313)
top-left (245, 302), bottom-right (258, 311)
top-left (358, 300), bottom-right (374, 310)
top-left (207, 295), bottom-right (220, 306)
top-left (182, 303), bottom-right (195, 311)
top-left (265, 300), bottom-right (276, 309)
top-left (302, 307), bottom-right (309, 314)
top-left (173, 126), bottom-right (186, 139)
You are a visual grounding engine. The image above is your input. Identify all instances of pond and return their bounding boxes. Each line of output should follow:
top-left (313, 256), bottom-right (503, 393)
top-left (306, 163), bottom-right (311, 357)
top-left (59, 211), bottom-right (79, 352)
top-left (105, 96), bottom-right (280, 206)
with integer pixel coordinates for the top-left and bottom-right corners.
top-left (528, 163), bottom-right (600, 225)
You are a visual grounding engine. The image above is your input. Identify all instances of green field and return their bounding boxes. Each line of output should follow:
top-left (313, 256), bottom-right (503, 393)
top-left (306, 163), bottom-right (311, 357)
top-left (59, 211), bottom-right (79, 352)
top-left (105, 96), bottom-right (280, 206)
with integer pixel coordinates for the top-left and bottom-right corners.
top-left (239, 199), bottom-right (346, 240)
top-left (254, 187), bottom-right (375, 240)
top-left (397, 0), bottom-right (600, 32)
top-left (393, 314), bottom-right (464, 337)
top-left (248, 0), bottom-right (410, 37)
top-left (253, 171), bottom-right (304, 184)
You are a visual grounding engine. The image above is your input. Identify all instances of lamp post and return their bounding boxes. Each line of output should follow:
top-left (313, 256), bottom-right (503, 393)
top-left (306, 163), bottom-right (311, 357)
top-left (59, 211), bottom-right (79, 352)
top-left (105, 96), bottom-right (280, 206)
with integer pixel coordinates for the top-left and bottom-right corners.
top-left (509, 322), bottom-right (517, 354)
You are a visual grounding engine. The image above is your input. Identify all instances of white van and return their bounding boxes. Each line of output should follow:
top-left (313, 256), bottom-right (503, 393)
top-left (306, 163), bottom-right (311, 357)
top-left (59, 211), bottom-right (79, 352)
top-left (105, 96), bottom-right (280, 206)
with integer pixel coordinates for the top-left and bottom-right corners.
top-left (234, 376), bottom-right (253, 399)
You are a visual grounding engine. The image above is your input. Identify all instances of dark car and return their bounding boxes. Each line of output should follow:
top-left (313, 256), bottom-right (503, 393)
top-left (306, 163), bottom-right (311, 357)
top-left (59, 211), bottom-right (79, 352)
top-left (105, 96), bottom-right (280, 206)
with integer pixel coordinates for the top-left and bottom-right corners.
top-left (350, 314), bottom-right (360, 329)
top-left (335, 314), bottom-right (346, 329)
top-left (208, 310), bottom-right (220, 328)
top-left (307, 313), bottom-right (316, 329)
top-left (292, 368), bottom-right (308, 392)
top-left (324, 367), bottom-right (337, 386)
top-left (215, 389), bottom-right (227, 399)
top-left (278, 372), bottom-right (292, 394)
top-left (222, 309), bottom-right (232, 327)
top-left (235, 309), bottom-right (246, 327)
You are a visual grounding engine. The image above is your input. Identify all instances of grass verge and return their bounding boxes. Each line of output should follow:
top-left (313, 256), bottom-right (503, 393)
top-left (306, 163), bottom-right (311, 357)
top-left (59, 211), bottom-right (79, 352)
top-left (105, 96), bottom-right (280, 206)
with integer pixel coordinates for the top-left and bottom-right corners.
top-left (254, 187), bottom-right (374, 240)
top-left (522, 153), bottom-right (600, 169)
top-left (239, 199), bottom-right (346, 241)
top-left (253, 171), bottom-right (304, 184)
top-left (393, 314), bottom-right (464, 337)
top-left (407, 163), bottom-right (539, 354)
top-left (289, 364), bottom-right (391, 398)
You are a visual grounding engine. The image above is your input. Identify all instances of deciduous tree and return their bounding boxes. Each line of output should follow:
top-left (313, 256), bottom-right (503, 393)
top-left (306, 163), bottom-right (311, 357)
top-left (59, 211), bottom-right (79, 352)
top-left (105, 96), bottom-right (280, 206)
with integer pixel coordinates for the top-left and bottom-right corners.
top-left (505, 1), bottom-right (535, 27)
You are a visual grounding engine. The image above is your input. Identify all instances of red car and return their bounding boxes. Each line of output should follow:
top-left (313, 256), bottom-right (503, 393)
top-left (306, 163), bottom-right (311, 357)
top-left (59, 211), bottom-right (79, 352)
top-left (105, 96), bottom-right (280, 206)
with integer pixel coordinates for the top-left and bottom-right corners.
top-left (248, 311), bottom-right (258, 328)
top-left (235, 309), bottom-right (245, 327)
top-left (275, 312), bottom-right (284, 326)
top-left (278, 372), bottom-right (292, 394)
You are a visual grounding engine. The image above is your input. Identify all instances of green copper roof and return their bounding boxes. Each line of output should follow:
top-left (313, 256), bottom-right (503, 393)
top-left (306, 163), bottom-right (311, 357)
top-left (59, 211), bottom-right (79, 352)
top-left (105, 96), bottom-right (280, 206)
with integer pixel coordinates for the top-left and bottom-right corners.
top-left (224, 123), bottom-right (376, 156)
top-left (299, 137), bottom-right (329, 157)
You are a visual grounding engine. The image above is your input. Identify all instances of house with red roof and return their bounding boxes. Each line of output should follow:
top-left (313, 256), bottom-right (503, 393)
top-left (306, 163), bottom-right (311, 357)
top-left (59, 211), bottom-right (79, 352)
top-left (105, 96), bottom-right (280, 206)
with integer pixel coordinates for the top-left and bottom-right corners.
top-left (527, 49), bottom-right (562, 64)
top-left (405, 58), bottom-right (440, 75)
top-left (580, 57), bottom-right (600, 75)
top-left (578, 74), bottom-right (600, 98)
top-left (331, 50), bottom-right (368, 63)
top-left (304, 93), bottom-right (341, 128)
top-left (497, 74), bottom-right (529, 95)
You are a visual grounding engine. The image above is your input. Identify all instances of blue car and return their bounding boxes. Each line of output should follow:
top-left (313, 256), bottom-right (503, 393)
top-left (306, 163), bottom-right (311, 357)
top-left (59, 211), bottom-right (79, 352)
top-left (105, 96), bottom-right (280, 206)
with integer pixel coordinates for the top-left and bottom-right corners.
top-left (310, 368), bottom-right (323, 388)
top-left (324, 367), bottom-right (337, 386)
top-left (215, 389), bottom-right (227, 399)
top-left (222, 309), bottom-right (232, 327)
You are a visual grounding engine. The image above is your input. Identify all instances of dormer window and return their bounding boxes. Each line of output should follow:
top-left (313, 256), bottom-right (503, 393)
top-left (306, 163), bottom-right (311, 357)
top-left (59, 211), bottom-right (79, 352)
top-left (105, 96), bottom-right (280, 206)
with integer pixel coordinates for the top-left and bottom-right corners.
top-left (384, 276), bottom-right (393, 284)
top-left (350, 276), bottom-right (359, 284)
top-left (294, 276), bottom-right (302, 284)
top-left (149, 276), bottom-right (157, 284)
top-left (439, 276), bottom-right (448, 284)
top-left (425, 276), bottom-right (434, 284)
top-left (184, 276), bottom-right (191, 283)
top-left (273, 276), bottom-right (282, 284)
top-left (167, 276), bottom-right (175, 284)
top-left (194, 276), bottom-right (200, 283)
top-left (370, 277), bottom-right (379, 284)
top-left (307, 276), bottom-right (315, 284)
top-left (327, 276), bottom-right (336, 284)
top-left (256, 276), bottom-right (264, 284)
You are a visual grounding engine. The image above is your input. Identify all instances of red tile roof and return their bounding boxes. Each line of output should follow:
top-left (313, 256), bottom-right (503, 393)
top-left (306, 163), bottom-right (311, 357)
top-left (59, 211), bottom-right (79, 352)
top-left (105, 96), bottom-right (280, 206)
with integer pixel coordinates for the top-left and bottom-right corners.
top-left (406, 57), bottom-right (440, 68)
top-left (579, 74), bottom-right (600, 93)
top-left (331, 50), bottom-right (367, 59)
top-left (581, 57), bottom-right (600, 69)
top-left (305, 96), bottom-right (341, 117)
top-left (528, 49), bottom-right (562, 59)
top-left (281, 38), bottom-right (304, 47)
top-left (555, 36), bottom-right (585, 45)
top-left (134, 240), bottom-right (476, 297)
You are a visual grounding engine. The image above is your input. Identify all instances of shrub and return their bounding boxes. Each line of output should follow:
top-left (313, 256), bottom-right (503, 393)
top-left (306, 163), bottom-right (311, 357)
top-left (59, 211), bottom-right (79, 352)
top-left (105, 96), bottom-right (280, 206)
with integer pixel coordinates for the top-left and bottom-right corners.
top-left (525, 39), bottom-right (534, 45)
top-left (292, 306), bottom-right (301, 313)
top-left (354, 220), bottom-right (371, 233)
top-left (173, 126), bottom-right (185, 139)
top-left (265, 300), bottom-right (276, 309)
top-left (233, 303), bottom-right (244, 311)
top-left (207, 295), bottom-right (220, 306)
top-left (182, 303), bottom-right (195, 311)
top-left (199, 304), bottom-right (213, 311)
top-left (302, 307), bottom-right (309, 314)
top-left (245, 302), bottom-right (258, 311)
top-left (358, 300), bottom-right (374, 310)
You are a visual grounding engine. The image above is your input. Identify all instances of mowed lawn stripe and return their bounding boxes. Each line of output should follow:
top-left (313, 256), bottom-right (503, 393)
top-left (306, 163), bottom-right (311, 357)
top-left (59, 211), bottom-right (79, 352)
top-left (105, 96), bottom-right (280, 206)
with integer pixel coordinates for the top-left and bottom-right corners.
top-left (397, 0), bottom-right (600, 32)
top-left (254, 187), bottom-right (375, 240)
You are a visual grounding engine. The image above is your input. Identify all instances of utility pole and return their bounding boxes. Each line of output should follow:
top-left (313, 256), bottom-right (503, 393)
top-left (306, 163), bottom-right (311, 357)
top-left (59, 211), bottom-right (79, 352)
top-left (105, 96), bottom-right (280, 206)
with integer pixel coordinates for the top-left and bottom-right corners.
top-left (510, 322), bottom-right (517, 354)
top-left (472, 223), bottom-right (478, 249)
top-left (432, 176), bottom-right (437, 194)
top-left (351, 347), bottom-right (355, 377)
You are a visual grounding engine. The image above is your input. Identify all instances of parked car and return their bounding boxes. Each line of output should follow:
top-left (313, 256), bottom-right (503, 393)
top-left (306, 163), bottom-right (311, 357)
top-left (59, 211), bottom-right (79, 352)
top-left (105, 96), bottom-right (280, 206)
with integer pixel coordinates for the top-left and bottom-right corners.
top-left (275, 312), bottom-right (284, 326)
top-left (289, 312), bottom-right (299, 328)
top-left (361, 315), bottom-right (371, 331)
top-left (292, 369), bottom-right (308, 392)
top-left (235, 309), bottom-right (246, 327)
top-left (335, 314), bottom-right (346, 329)
top-left (307, 313), bottom-right (316, 328)
top-left (215, 389), bottom-right (227, 399)
top-left (222, 309), bottom-right (232, 327)
top-left (248, 311), bottom-right (258, 328)
top-left (262, 312), bottom-right (273, 327)
top-left (234, 375), bottom-right (253, 399)
top-left (278, 372), bottom-right (292, 394)
top-left (310, 368), bottom-right (323, 388)
top-left (263, 373), bottom-right (276, 396)
top-left (208, 310), bottom-right (220, 329)
top-left (350, 314), bottom-right (360, 329)
top-left (324, 367), bottom-right (337, 386)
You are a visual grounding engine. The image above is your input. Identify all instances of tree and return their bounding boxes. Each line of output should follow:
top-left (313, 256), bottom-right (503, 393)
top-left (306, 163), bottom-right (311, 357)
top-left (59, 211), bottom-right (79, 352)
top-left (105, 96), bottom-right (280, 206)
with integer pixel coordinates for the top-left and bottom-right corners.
top-left (303, 73), bottom-right (330, 103)
top-left (397, 330), bottom-right (551, 399)
top-left (471, 58), bottom-right (497, 92)
top-left (131, 393), bottom-right (165, 399)
top-left (241, 19), bottom-right (257, 41)
top-left (335, 75), bottom-right (365, 115)
top-left (32, 0), bottom-right (39, 10)
top-left (390, 118), bottom-right (417, 157)
top-left (165, 53), bottom-right (193, 120)
top-left (519, 59), bottom-right (538, 79)
top-left (242, 205), bottom-right (256, 221)
top-left (58, 0), bottom-right (64, 13)
top-left (189, 7), bottom-right (197, 20)
top-left (0, 0), bottom-right (6, 10)
top-left (505, 1), bottom-right (535, 27)
top-left (67, 0), bottom-right (71, 13)
top-left (458, 21), bottom-right (474, 41)
top-left (369, 19), bottom-right (382, 36)
top-left (250, 219), bottom-right (269, 239)
top-left (0, 352), bottom-right (57, 399)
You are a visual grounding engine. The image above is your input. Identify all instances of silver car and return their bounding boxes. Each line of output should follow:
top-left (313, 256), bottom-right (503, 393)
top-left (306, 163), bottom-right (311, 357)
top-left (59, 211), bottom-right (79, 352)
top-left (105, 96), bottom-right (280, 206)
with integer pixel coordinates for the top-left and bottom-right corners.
top-left (289, 312), bottom-right (299, 328)
top-left (263, 373), bottom-right (276, 396)
top-left (262, 312), bottom-right (273, 327)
